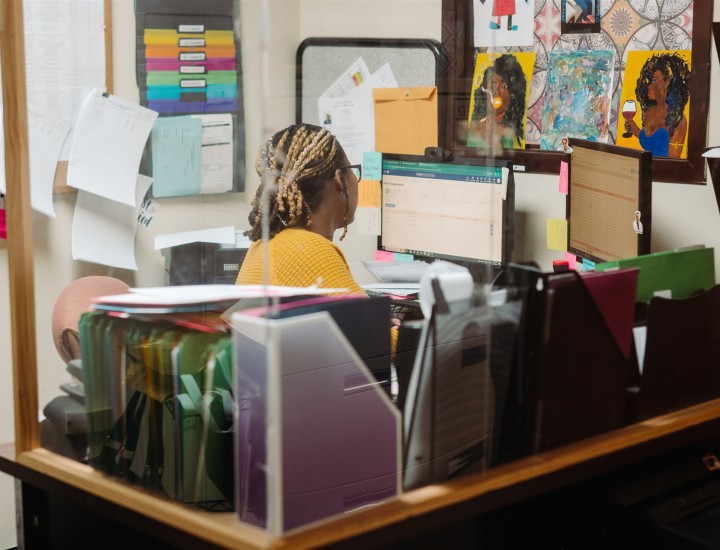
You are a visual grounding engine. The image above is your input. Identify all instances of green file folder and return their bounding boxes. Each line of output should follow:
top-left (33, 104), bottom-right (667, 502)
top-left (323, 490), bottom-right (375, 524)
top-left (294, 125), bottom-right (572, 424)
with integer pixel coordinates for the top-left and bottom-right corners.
top-left (594, 246), bottom-right (715, 304)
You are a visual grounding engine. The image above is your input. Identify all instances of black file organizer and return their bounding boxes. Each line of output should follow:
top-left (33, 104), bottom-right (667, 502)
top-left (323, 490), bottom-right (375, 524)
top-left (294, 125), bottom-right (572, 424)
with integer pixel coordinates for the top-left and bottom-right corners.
top-left (135, 0), bottom-right (245, 195)
top-left (636, 284), bottom-right (720, 421)
top-left (509, 268), bottom-right (639, 455)
top-left (296, 36), bottom-right (448, 138)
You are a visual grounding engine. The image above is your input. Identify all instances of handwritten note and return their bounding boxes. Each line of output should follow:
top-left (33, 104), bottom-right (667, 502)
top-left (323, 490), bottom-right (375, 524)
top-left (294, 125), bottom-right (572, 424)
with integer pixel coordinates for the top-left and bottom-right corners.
top-left (67, 88), bottom-right (158, 206)
top-left (363, 151), bottom-right (382, 180)
top-left (546, 218), bottom-right (568, 251)
top-left (359, 179), bottom-right (381, 207)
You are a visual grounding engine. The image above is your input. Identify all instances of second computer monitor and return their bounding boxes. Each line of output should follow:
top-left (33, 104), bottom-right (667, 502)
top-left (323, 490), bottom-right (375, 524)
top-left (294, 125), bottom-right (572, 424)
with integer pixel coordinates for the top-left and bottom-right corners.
top-left (379, 154), bottom-right (514, 268)
top-left (567, 138), bottom-right (652, 264)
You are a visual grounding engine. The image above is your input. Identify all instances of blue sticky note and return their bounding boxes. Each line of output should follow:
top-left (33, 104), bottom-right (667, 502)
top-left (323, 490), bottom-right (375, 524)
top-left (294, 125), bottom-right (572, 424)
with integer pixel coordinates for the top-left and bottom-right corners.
top-left (581, 257), bottom-right (596, 271)
top-left (363, 151), bottom-right (382, 180)
top-left (393, 252), bottom-right (415, 262)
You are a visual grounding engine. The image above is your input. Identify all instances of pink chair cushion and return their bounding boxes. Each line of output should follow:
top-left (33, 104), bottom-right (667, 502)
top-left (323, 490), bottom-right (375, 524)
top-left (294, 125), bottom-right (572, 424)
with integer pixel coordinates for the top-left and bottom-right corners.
top-left (51, 276), bottom-right (130, 363)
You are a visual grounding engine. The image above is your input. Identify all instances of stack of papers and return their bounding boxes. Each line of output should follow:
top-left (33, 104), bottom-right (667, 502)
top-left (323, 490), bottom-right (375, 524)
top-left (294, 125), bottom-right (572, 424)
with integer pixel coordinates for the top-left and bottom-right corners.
top-left (362, 260), bottom-right (430, 283)
top-left (362, 283), bottom-right (420, 297)
top-left (92, 284), bottom-right (349, 314)
top-left (318, 57), bottom-right (398, 164)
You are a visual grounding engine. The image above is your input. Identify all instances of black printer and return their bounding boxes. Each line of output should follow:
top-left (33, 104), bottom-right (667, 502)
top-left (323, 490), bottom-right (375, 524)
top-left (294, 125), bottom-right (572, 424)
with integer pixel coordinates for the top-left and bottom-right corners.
top-left (163, 241), bottom-right (247, 285)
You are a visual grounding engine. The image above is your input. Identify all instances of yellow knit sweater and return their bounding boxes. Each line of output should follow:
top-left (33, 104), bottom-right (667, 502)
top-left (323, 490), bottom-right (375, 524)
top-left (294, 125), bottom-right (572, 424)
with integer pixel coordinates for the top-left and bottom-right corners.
top-left (236, 228), bottom-right (366, 295)
top-left (236, 228), bottom-right (398, 355)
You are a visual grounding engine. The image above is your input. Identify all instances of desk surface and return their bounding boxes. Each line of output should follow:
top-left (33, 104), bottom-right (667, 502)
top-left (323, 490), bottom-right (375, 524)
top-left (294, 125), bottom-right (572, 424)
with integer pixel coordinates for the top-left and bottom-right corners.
top-left (4, 397), bottom-right (720, 549)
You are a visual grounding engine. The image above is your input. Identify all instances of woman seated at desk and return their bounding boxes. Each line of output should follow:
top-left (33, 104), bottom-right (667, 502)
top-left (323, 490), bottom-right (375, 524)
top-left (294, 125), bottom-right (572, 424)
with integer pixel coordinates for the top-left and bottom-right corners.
top-left (236, 123), bottom-right (365, 295)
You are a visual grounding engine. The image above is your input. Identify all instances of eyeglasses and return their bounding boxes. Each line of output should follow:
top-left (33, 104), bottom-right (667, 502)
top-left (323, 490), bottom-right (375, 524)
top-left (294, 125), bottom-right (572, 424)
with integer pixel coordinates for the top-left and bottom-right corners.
top-left (339, 164), bottom-right (362, 182)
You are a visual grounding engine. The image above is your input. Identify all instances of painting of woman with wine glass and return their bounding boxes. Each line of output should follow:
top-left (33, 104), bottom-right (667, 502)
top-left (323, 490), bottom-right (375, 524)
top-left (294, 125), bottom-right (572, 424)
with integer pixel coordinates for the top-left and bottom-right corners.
top-left (617, 51), bottom-right (691, 159)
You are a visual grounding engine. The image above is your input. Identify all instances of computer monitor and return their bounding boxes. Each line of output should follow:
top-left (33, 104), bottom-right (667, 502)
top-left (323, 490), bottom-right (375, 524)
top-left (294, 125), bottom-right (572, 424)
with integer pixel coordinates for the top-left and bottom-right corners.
top-left (379, 153), bottom-right (514, 272)
top-left (567, 138), bottom-right (652, 264)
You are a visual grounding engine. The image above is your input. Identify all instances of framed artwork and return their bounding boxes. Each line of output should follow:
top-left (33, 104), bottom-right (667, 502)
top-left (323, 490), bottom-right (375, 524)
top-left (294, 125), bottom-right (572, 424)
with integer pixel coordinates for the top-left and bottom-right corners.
top-left (441, 0), bottom-right (713, 184)
top-left (561, 0), bottom-right (600, 34)
top-left (540, 49), bottom-right (615, 150)
top-left (467, 51), bottom-right (536, 150)
top-left (617, 50), bottom-right (691, 159)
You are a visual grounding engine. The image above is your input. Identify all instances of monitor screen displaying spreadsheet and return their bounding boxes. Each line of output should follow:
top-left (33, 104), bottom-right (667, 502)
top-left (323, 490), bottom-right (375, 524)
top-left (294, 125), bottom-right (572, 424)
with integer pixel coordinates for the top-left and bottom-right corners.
top-left (379, 154), bottom-right (514, 267)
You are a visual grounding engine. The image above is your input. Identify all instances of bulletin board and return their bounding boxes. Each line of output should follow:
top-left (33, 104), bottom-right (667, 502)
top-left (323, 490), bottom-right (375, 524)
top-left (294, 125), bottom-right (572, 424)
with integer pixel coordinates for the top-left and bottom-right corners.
top-left (296, 37), bottom-right (448, 134)
top-left (441, 0), bottom-right (714, 184)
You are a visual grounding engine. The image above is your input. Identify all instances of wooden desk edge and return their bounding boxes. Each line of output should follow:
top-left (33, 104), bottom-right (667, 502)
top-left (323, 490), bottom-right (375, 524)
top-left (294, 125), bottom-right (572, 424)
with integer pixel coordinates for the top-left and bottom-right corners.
top-left (3, 398), bottom-right (720, 549)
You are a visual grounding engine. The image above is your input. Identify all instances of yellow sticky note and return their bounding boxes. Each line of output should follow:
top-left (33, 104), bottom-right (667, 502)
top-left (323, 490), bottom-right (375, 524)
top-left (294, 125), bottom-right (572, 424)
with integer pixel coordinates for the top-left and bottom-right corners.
top-left (354, 207), bottom-right (381, 236)
top-left (547, 218), bottom-right (568, 251)
top-left (359, 179), bottom-right (381, 208)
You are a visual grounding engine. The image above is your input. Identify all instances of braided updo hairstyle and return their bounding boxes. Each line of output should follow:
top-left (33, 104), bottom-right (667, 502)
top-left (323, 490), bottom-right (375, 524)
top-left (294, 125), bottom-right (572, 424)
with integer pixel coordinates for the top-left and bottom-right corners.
top-left (244, 123), bottom-right (346, 241)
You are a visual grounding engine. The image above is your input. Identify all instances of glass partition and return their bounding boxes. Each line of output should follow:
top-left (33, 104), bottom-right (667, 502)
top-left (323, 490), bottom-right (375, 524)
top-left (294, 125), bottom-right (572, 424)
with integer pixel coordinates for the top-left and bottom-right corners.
top-left (2, 0), bottom-right (720, 548)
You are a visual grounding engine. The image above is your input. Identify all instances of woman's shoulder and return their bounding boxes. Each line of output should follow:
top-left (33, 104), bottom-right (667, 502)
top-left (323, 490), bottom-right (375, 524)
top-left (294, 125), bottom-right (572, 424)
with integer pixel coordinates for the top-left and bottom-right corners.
top-left (273, 229), bottom-right (344, 257)
top-left (275, 228), bottom-right (333, 246)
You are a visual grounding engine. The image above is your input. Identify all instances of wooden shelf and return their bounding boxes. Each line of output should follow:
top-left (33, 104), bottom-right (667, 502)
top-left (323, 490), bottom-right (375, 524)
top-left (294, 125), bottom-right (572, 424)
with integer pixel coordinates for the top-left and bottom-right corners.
top-left (4, 397), bottom-right (720, 549)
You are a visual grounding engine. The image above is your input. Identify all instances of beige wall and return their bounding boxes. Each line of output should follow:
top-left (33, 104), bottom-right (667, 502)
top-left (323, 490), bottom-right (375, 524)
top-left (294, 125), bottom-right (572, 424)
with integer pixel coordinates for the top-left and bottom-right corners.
top-left (2, 0), bottom-right (720, 546)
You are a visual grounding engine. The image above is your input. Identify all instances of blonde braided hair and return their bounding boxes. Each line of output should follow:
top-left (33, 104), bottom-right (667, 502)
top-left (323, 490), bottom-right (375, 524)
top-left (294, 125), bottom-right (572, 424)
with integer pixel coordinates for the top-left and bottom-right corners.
top-left (245, 124), bottom-right (345, 241)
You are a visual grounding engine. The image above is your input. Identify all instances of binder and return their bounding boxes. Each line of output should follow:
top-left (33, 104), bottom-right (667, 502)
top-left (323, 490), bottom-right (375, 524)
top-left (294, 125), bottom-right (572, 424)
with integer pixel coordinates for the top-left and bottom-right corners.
top-left (594, 246), bottom-right (715, 304)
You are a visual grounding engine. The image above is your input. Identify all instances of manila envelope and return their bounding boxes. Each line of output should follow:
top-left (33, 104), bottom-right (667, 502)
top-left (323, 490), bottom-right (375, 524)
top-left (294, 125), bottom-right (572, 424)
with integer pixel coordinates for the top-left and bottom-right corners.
top-left (373, 86), bottom-right (438, 155)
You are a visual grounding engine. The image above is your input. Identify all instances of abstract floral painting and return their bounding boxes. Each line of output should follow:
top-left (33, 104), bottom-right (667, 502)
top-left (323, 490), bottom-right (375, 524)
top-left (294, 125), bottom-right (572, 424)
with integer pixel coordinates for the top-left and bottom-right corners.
top-left (540, 49), bottom-right (615, 150)
top-left (473, 0), bottom-right (694, 145)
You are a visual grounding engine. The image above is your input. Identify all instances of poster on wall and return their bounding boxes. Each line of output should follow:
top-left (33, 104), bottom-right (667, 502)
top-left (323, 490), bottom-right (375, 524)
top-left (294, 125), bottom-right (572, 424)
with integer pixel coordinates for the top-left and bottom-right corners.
top-left (540, 49), bottom-right (615, 151)
top-left (473, 0), bottom-right (535, 48)
top-left (467, 51), bottom-right (536, 150)
top-left (471, 0), bottom-right (695, 147)
top-left (616, 50), bottom-right (691, 159)
top-left (560, 0), bottom-right (600, 34)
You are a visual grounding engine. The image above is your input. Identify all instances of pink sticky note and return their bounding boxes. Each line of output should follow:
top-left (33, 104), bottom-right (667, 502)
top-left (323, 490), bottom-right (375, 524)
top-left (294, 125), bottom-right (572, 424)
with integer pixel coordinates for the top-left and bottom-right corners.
top-left (0, 209), bottom-right (6, 240)
top-left (559, 161), bottom-right (569, 195)
top-left (375, 250), bottom-right (394, 262)
top-left (564, 251), bottom-right (577, 270)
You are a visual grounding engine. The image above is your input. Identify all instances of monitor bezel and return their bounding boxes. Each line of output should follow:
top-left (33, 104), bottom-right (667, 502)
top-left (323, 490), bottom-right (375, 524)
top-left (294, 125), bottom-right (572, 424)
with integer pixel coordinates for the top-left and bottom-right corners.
top-left (378, 152), bottom-right (515, 269)
top-left (565, 138), bottom-right (652, 265)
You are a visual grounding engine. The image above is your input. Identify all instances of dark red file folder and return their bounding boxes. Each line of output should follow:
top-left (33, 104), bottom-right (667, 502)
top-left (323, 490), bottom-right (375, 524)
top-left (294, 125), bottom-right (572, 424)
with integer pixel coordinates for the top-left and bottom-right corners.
top-left (522, 268), bottom-right (639, 452)
top-left (637, 284), bottom-right (720, 420)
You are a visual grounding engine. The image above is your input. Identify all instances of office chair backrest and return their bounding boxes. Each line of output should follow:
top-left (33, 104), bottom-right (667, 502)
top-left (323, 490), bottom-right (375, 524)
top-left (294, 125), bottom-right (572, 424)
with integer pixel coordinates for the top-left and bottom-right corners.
top-left (52, 276), bottom-right (130, 363)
